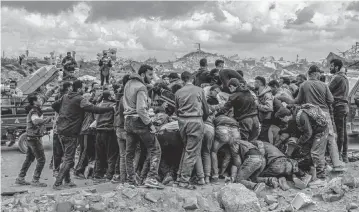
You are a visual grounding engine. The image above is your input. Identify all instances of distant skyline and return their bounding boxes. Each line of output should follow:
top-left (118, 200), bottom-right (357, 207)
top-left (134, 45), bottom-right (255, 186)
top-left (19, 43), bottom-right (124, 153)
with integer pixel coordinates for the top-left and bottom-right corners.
top-left (1, 1), bottom-right (359, 62)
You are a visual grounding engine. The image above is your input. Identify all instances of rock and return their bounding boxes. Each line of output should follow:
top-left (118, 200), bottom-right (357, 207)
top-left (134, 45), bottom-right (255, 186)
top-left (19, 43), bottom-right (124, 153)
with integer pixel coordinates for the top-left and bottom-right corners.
top-left (264, 195), bottom-right (278, 205)
top-left (91, 202), bottom-right (106, 212)
top-left (122, 188), bottom-right (138, 199)
top-left (183, 196), bottom-right (199, 210)
top-left (85, 188), bottom-right (97, 193)
top-left (54, 201), bottom-right (73, 212)
top-left (321, 182), bottom-right (345, 202)
top-left (145, 191), bottom-right (162, 203)
top-left (293, 175), bottom-right (312, 190)
top-left (60, 192), bottom-right (76, 196)
top-left (46, 193), bottom-right (56, 200)
top-left (291, 193), bottom-right (314, 210)
top-left (129, 206), bottom-right (135, 211)
top-left (102, 192), bottom-right (116, 199)
top-left (342, 175), bottom-right (357, 188)
top-left (2, 198), bottom-right (15, 206)
top-left (218, 183), bottom-right (261, 212)
top-left (347, 203), bottom-right (359, 210)
top-left (88, 195), bottom-right (102, 203)
top-left (269, 203), bottom-right (279, 211)
top-left (73, 199), bottom-right (87, 211)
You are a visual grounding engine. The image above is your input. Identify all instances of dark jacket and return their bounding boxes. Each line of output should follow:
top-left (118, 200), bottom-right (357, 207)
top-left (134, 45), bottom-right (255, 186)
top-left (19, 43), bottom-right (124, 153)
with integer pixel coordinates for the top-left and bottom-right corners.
top-left (52, 92), bottom-right (113, 137)
top-left (217, 87), bottom-right (258, 121)
top-left (219, 69), bottom-right (244, 93)
top-left (96, 100), bottom-right (116, 131)
top-left (194, 67), bottom-right (210, 87)
top-left (175, 83), bottom-right (209, 120)
top-left (296, 110), bottom-right (327, 145)
top-left (329, 71), bottom-right (349, 108)
top-left (114, 96), bottom-right (125, 129)
top-left (61, 56), bottom-right (77, 72)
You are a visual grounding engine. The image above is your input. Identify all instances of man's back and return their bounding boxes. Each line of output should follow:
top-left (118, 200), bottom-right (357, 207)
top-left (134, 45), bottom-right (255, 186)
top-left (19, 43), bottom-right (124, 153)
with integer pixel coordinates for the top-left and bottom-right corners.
top-left (296, 80), bottom-right (333, 111)
top-left (175, 84), bottom-right (207, 118)
top-left (329, 72), bottom-right (349, 105)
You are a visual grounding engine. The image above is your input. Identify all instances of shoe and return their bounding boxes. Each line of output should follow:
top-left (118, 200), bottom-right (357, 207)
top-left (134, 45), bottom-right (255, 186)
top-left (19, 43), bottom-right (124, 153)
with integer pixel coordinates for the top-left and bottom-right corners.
top-left (269, 177), bottom-right (279, 189)
top-left (162, 175), bottom-right (174, 185)
top-left (197, 178), bottom-right (205, 185)
top-left (111, 175), bottom-right (121, 184)
top-left (204, 177), bottom-right (210, 184)
top-left (53, 184), bottom-right (64, 190)
top-left (342, 153), bottom-right (349, 163)
top-left (53, 171), bottom-right (59, 178)
top-left (332, 165), bottom-right (346, 172)
top-left (31, 180), bottom-right (47, 187)
top-left (219, 175), bottom-right (226, 179)
top-left (15, 178), bottom-right (31, 186)
top-left (8, 141), bottom-right (15, 147)
top-left (74, 172), bottom-right (85, 179)
top-left (278, 177), bottom-right (290, 191)
top-left (254, 182), bottom-right (266, 193)
top-left (84, 165), bottom-right (93, 179)
top-left (64, 181), bottom-right (77, 188)
top-left (211, 177), bottom-right (219, 183)
top-left (144, 178), bottom-right (165, 189)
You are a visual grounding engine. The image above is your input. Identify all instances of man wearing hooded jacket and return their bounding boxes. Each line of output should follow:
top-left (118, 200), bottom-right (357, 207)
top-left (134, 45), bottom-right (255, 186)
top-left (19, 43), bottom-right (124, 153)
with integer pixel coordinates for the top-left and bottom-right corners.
top-left (52, 80), bottom-right (114, 190)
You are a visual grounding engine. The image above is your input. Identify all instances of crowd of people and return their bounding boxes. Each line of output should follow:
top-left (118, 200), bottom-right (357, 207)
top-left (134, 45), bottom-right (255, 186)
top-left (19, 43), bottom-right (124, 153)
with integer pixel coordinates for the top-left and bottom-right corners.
top-left (14, 57), bottom-right (352, 192)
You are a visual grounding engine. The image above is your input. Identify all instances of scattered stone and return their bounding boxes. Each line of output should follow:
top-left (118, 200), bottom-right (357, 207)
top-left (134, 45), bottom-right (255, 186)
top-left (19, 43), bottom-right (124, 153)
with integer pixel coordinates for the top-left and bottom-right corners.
top-left (129, 206), bottom-right (135, 211)
top-left (293, 175), bottom-right (312, 190)
top-left (145, 191), bottom-right (161, 203)
top-left (2, 198), bottom-right (15, 206)
top-left (291, 193), bottom-right (314, 210)
top-left (269, 203), bottom-right (279, 211)
top-left (347, 203), bottom-right (359, 210)
top-left (219, 183), bottom-right (261, 212)
top-left (54, 201), bottom-right (72, 212)
top-left (91, 202), bottom-right (106, 212)
top-left (183, 196), bottom-right (199, 210)
top-left (264, 195), bottom-right (278, 205)
top-left (60, 192), bottom-right (76, 197)
top-left (321, 181), bottom-right (345, 202)
top-left (102, 192), bottom-right (116, 199)
top-left (85, 188), bottom-right (97, 193)
top-left (122, 188), bottom-right (138, 199)
top-left (46, 193), bottom-right (56, 200)
top-left (87, 195), bottom-right (102, 203)
top-left (342, 175), bottom-right (357, 188)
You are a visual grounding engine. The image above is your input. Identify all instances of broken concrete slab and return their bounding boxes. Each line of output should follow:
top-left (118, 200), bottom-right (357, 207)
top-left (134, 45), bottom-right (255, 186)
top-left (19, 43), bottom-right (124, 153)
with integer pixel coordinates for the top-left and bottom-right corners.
top-left (90, 202), bottom-right (106, 212)
top-left (291, 193), bottom-right (314, 210)
top-left (347, 203), bottom-right (359, 210)
top-left (218, 183), bottom-right (261, 212)
top-left (293, 175), bottom-right (312, 190)
top-left (264, 195), bottom-right (278, 205)
top-left (145, 191), bottom-right (162, 203)
top-left (54, 201), bottom-right (73, 212)
top-left (122, 188), bottom-right (138, 199)
top-left (268, 202), bottom-right (279, 211)
top-left (183, 196), bottom-right (199, 210)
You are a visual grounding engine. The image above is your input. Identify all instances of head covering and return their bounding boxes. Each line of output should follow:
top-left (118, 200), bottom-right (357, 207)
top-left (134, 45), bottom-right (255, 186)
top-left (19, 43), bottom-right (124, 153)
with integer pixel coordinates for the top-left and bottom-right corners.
top-left (275, 106), bottom-right (292, 118)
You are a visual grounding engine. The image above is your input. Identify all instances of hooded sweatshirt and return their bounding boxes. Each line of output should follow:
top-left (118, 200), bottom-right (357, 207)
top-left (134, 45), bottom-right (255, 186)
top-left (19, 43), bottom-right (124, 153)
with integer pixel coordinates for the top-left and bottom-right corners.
top-left (52, 92), bottom-right (113, 137)
top-left (123, 73), bottom-right (152, 125)
top-left (257, 86), bottom-right (274, 122)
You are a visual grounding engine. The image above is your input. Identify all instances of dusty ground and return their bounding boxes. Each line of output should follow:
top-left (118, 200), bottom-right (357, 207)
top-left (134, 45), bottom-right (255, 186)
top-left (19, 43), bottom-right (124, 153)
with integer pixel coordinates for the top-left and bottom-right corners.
top-left (1, 135), bottom-right (359, 212)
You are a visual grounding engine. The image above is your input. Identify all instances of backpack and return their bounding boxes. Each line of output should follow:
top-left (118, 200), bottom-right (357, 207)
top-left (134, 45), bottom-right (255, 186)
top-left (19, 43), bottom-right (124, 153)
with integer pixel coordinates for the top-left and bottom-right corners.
top-left (296, 103), bottom-right (328, 127)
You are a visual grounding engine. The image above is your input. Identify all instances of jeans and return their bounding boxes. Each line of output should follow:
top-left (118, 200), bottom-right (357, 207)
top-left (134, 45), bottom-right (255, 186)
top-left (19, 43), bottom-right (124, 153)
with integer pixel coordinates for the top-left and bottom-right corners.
top-left (333, 105), bottom-right (349, 156)
top-left (323, 111), bottom-right (341, 167)
top-left (94, 130), bottom-right (118, 179)
top-left (201, 124), bottom-right (214, 178)
top-left (53, 133), bottom-right (63, 172)
top-left (212, 125), bottom-right (241, 179)
top-left (18, 137), bottom-right (46, 181)
top-left (75, 134), bottom-right (95, 175)
top-left (311, 129), bottom-right (329, 178)
top-left (55, 135), bottom-right (77, 185)
top-left (101, 74), bottom-right (109, 86)
top-left (235, 155), bottom-right (266, 190)
top-left (125, 116), bottom-right (161, 182)
top-left (238, 116), bottom-right (260, 142)
top-left (177, 117), bottom-right (204, 183)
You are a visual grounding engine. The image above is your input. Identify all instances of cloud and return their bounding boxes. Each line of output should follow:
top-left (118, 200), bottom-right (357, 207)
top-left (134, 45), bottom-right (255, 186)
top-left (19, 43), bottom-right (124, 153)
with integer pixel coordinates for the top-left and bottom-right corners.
top-left (347, 2), bottom-right (359, 11)
top-left (1, 1), bottom-right (359, 62)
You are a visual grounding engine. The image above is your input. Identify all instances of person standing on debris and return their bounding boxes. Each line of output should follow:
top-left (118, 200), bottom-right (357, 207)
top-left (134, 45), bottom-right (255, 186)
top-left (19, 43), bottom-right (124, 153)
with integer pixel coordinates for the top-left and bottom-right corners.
top-left (15, 85), bottom-right (58, 187)
top-left (61, 52), bottom-right (77, 81)
top-left (175, 71), bottom-right (209, 189)
top-left (51, 80), bottom-right (115, 190)
top-left (254, 76), bottom-right (274, 142)
top-left (93, 90), bottom-right (118, 182)
top-left (194, 58), bottom-right (210, 87)
top-left (99, 53), bottom-right (112, 86)
top-left (278, 65), bottom-right (345, 172)
top-left (123, 65), bottom-right (163, 188)
top-left (329, 59), bottom-right (349, 163)
top-left (216, 78), bottom-right (259, 142)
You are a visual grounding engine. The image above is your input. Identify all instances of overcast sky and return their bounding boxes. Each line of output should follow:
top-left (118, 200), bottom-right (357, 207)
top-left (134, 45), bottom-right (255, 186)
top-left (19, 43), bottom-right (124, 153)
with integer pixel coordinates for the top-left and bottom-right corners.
top-left (1, 1), bottom-right (359, 62)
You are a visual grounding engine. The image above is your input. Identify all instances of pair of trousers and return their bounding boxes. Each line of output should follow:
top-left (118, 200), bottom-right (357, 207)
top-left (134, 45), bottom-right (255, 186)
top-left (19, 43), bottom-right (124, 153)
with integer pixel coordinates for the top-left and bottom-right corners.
top-left (201, 124), bottom-right (214, 178)
top-left (94, 130), bottom-right (118, 178)
top-left (235, 155), bottom-right (266, 190)
top-left (125, 116), bottom-right (161, 182)
top-left (333, 105), bottom-right (349, 156)
top-left (54, 135), bottom-right (77, 185)
top-left (322, 111), bottom-right (341, 166)
top-left (177, 117), bottom-right (204, 183)
top-left (75, 134), bottom-right (95, 175)
top-left (18, 137), bottom-right (46, 181)
top-left (212, 125), bottom-right (241, 179)
top-left (53, 133), bottom-right (63, 172)
top-left (238, 116), bottom-right (260, 142)
top-left (310, 129), bottom-right (329, 178)
top-left (100, 74), bottom-right (109, 86)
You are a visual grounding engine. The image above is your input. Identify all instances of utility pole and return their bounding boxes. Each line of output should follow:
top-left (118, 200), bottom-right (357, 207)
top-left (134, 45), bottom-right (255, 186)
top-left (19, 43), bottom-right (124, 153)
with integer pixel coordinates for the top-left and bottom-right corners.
top-left (195, 43), bottom-right (201, 52)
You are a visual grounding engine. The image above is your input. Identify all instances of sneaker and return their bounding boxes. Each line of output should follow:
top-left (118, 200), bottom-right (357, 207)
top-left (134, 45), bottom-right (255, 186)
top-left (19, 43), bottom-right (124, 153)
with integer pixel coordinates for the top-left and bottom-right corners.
top-left (162, 175), bottom-right (174, 185)
top-left (144, 178), bottom-right (165, 189)
top-left (74, 173), bottom-right (85, 179)
top-left (211, 177), bottom-right (219, 183)
top-left (204, 177), bottom-right (210, 184)
top-left (342, 154), bottom-right (349, 163)
top-left (278, 177), bottom-right (290, 191)
top-left (111, 175), bottom-right (121, 184)
top-left (15, 178), bottom-right (31, 186)
top-left (254, 182), bottom-right (266, 193)
top-left (64, 181), bottom-right (77, 188)
top-left (31, 180), bottom-right (47, 187)
top-left (53, 184), bottom-right (64, 190)
top-left (197, 178), bottom-right (205, 185)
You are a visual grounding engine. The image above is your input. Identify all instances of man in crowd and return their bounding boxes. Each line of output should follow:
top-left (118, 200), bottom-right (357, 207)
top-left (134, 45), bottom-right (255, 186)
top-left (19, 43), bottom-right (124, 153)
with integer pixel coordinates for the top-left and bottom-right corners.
top-left (218, 69), bottom-right (244, 93)
top-left (123, 65), bottom-right (163, 188)
top-left (175, 71), bottom-right (209, 189)
top-left (194, 58), bottom-right (210, 87)
top-left (254, 76), bottom-right (274, 141)
top-left (162, 75), bottom-right (170, 85)
top-left (268, 80), bottom-right (293, 101)
top-left (329, 59), bottom-right (349, 163)
top-left (93, 90), bottom-right (118, 182)
top-left (167, 73), bottom-right (182, 92)
top-left (61, 52), bottom-right (77, 81)
top-left (52, 80), bottom-right (114, 190)
top-left (216, 78), bottom-right (259, 142)
top-left (15, 85), bottom-right (58, 187)
top-left (278, 65), bottom-right (345, 171)
top-left (215, 59), bottom-right (224, 71)
top-left (99, 52), bottom-right (112, 86)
